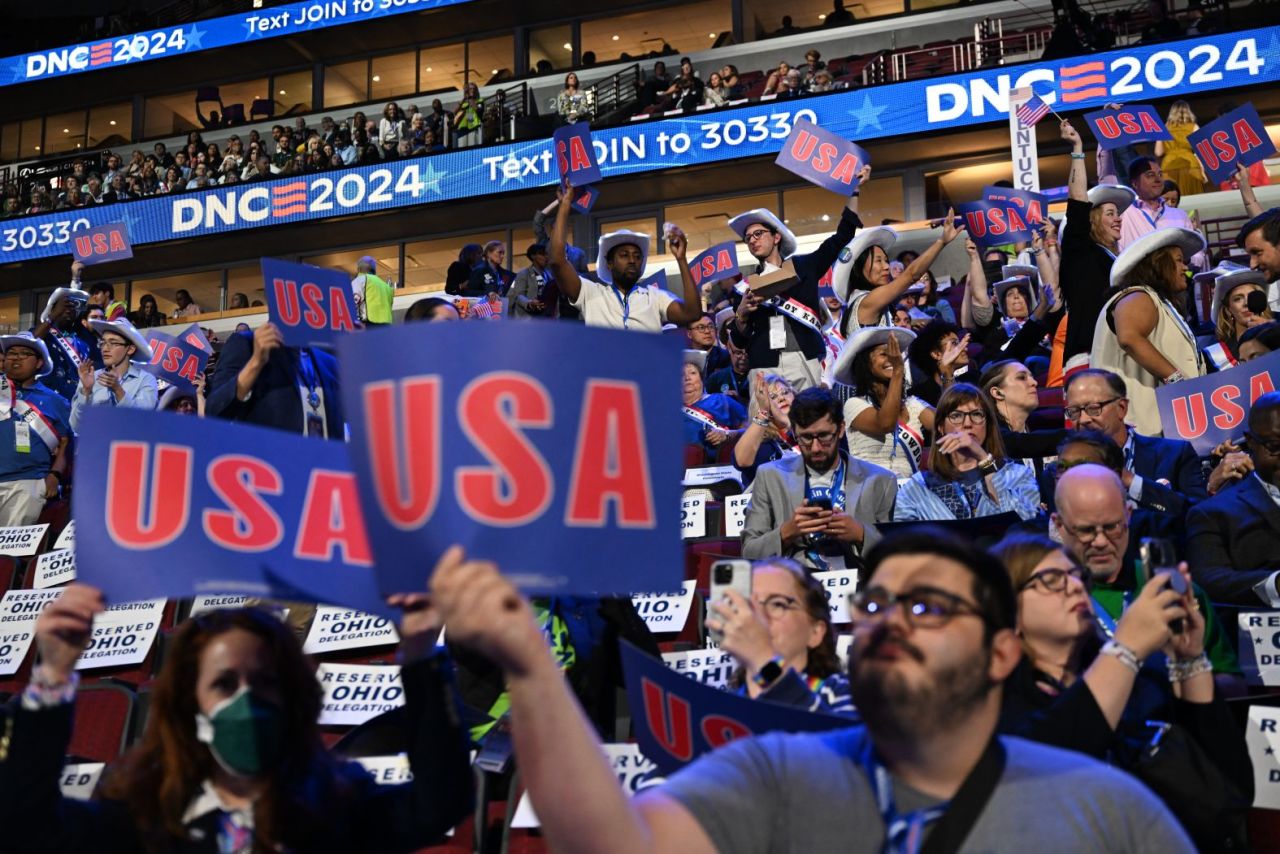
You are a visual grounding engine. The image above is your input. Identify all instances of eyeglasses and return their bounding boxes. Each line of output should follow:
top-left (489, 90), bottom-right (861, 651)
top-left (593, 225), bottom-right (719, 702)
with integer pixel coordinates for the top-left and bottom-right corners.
top-left (1246, 431), bottom-right (1280, 457)
top-left (688, 323), bottom-right (714, 332)
top-left (1020, 566), bottom-right (1090, 594)
top-left (1064, 397), bottom-right (1123, 421)
top-left (753, 594), bottom-right (803, 619)
top-left (98, 339), bottom-right (127, 350)
top-left (3, 350), bottom-right (37, 361)
top-left (743, 229), bottom-right (773, 242)
top-left (794, 430), bottom-right (839, 447)
top-left (848, 585), bottom-right (987, 629)
top-left (1058, 519), bottom-right (1127, 542)
top-left (945, 409), bottom-right (987, 425)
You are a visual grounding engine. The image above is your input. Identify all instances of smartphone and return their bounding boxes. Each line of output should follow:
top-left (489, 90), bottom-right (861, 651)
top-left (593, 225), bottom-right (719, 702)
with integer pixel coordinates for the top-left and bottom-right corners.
top-left (808, 498), bottom-right (833, 512)
top-left (1139, 538), bottom-right (1186, 632)
top-left (707, 559), bottom-right (753, 644)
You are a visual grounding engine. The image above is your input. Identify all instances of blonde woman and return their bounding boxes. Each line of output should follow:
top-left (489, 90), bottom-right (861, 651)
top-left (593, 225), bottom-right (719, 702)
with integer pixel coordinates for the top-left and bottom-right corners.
top-left (1204, 263), bottom-right (1273, 369)
top-left (1155, 101), bottom-right (1206, 196)
top-left (734, 372), bottom-right (797, 487)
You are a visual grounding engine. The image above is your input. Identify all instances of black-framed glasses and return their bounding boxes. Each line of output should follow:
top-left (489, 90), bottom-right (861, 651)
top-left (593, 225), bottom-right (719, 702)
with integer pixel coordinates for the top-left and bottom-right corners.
top-left (98, 339), bottom-right (128, 350)
top-left (1245, 431), bottom-right (1280, 457)
top-left (945, 409), bottom-right (987, 425)
top-left (753, 594), bottom-right (803, 619)
top-left (1058, 519), bottom-right (1127, 542)
top-left (848, 585), bottom-right (988, 629)
top-left (1064, 397), bottom-right (1123, 421)
top-left (3, 350), bottom-right (37, 361)
top-left (1019, 566), bottom-right (1090, 594)
top-left (795, 430), bottom-right (839, 447)
top-left (687, 322), bottom-right (714, 332)
top-left (743, 228), bottom-right (773, 242)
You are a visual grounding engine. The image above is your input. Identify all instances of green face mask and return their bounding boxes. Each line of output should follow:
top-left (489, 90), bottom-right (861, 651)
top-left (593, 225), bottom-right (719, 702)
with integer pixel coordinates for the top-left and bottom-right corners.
top-left (195, 686), bottom-right (285, 777)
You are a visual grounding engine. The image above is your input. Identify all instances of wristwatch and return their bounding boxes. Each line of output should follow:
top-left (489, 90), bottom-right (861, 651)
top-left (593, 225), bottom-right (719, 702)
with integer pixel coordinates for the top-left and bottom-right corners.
top-left (978, 454), bottom-right (998, 476)
top-left (752, 656), bottom-right (785, 689)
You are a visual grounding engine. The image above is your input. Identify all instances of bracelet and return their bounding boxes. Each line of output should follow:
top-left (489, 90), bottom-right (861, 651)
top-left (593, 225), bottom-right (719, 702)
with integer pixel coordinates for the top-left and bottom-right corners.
top-left (1070, 153), bottom-right (1086, 160)
top-left (1100, 639), bottom-right (1142, 674)
top-left (752, 416), bottom-right (771, 427)
top-left (1162, 369), bottom-right (1187, 385)
top-left (1167, 652), bottom-right (1212, 682)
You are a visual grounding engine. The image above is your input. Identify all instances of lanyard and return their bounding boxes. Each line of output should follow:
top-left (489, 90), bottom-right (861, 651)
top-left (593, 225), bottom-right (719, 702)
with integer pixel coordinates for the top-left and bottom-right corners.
top-left (298, 349), bottom-right (320, 410)
top-left (609, 283), bottom-right (632, 329)
top-left (860, 739), bottom-right (950, 854)
top-left (1137, 201), bottom-right (1165, 231)
top-left (803, 451), bottom-right (846, 511)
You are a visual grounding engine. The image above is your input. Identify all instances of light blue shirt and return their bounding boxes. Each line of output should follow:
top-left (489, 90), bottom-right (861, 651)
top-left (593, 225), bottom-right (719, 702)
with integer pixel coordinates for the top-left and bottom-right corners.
top-left (70, 365), bottom-right (159, 433)
top-left (893, 460), bottom-right (1041, 522)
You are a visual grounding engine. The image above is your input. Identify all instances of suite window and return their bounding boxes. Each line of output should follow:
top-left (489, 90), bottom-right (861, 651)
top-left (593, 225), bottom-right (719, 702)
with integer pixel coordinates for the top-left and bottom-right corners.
top-left (325, 60), bottom-right (369, 108)
top-left (272, 70), bottom-right (314, 116)
top-left (372, 51), bottom-right (418, 101)
top-left (87, 102), bottom-right (132, 150)
top-left (45, 110), bottom-right (87, 155)
top-left (403, 233), bottom-right (503, 289)
top-left (419, 43), bottom-right (466, 94)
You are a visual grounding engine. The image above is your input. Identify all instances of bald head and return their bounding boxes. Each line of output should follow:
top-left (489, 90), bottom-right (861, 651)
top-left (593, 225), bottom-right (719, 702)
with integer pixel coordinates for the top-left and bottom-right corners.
top-left (1054, 464), bottom-right (1130, 582)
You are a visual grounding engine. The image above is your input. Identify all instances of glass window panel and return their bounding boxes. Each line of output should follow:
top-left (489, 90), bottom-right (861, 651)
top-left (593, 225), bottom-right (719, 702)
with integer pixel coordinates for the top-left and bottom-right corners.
top-left (133, 271), bottom-right (223, 319)
top-left (87, 102), bottom-right (131, 149)
top-left (0, 294), bottom-right (19, 335)
top-left (469, 34), bottom-right (514, 86)
top-left (144, 90), bottom-right (200, 138)
top-left (273, 70), bottom-right (314, 117)
top-left (403, 232), bottom-right (503, 289)
top-left (371, 51), bottom-right (417, 101)
top-left (419, 43), bottom-right (466, 95)
top-left (219, 78), bottom-right (269, 124)
top-left (301, 245), bottom-right (400, 285)
top-left (20, 117), bottom-right (42, 158)
top-left (1, 122), bottom-right (18, 162)
top-left (44, 109), bottom-right (87, 155)
top-left (324, 60), bottom-right (368, 109)
top-left (665, 192), bottom-right (777, 252)
top-left (226, 266), bottom-right (267, 310)
top-left (529, 25), bottom-right (573, 76)
top-left (582, 0), bottom-right (729, 65)
top-left (783, 179), bottom-right (903, 237)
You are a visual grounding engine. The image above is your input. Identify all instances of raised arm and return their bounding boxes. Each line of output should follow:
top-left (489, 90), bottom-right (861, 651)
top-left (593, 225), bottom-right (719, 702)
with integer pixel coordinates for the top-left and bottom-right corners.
top-left (858, 210), bottom-right (961, 325)
top-left (430, 548), bottom-right (715, 854)
top-left (664, 225), bottom-right (705, 325)
top-left (1062, 120), bottom-right (1089, 203)
top-left (1236, 163), bottom-right (1263, 218)
top-left (548, 182), bottom-right (584, 303)
top-left (964, 237), bottom-right (992, 322)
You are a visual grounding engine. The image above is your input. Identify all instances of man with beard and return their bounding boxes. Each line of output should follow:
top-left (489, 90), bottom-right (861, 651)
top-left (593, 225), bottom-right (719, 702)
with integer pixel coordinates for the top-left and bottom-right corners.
top-left (548, 183), bottom-right (702, 331)
top-left (427, 531), bottom-right (1192, 852)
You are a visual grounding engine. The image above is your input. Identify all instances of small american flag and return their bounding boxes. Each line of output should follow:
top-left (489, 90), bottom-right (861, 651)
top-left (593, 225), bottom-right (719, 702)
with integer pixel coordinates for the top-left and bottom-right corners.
top-left (471, 300), bottom-right (500, 319)
top-left (1016, 94), bottom-right (1051, 127)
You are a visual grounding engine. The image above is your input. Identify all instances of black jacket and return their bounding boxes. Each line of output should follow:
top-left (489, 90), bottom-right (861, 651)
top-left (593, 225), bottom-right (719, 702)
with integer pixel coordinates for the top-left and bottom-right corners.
top-left (206, 332), bottom-right (344, 440)
top-left (730, 208), bottom-right (860, 368)
top-left (1187, 475), bottom-right (1280, 605)
top-left (0, 655), bottom-right (473, 853)
top-left (1059, 197), bottom-right (1118, 361)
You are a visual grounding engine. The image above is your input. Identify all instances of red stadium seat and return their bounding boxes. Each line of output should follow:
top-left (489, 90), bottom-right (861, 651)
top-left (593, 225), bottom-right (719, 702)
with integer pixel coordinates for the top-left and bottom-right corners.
top-left (67, 682), bottom-right (136, 762)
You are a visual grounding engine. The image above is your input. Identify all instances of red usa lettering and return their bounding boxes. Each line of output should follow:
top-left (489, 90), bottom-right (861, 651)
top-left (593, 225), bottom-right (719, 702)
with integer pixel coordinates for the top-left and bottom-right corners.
top-left (786, 130), bottom-right (862, 185)
top-left (272, 277), bottom-right (356, 332)
top-left (361, 372), bottom-right (657, 530)
top-left (691, 249), bottom-right (736, 286)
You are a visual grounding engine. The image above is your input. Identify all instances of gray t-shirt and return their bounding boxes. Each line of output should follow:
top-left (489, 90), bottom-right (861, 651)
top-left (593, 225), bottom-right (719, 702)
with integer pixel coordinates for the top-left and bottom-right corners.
top-left (658, 727), bottom-right (1194, 853)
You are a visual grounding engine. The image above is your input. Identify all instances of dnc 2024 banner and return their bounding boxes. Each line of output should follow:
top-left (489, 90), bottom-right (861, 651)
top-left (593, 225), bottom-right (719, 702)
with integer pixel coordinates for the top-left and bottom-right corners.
top-left (1, 27), bottom-right (1275, 265)
top-left (0, 0), bottom-right (474, 87)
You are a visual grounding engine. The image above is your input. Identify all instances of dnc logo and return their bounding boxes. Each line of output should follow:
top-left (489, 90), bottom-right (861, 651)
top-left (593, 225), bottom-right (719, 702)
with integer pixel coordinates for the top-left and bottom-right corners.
top-left (171, 182), bottom-right (307, 233)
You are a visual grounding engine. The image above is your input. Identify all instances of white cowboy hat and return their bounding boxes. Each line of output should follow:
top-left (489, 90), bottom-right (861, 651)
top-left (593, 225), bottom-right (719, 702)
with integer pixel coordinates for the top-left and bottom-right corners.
top-left (727, 209), bottom-right (798, 260)
top-left (0, 332), bottom-right (54, 378)
top-left (1193, 258), bottom-right (1247, 287)
top-left (1110, 227), bottom-right (1206, 289)
top-left (1210, 266), bottom-right (1268, 324)
top-left (595, 230), bottom-right (650, 285)
top-left (714, 306), bottom-right (736, 337)
top-left (993, 276), bottom-right (1037, 313)
top-left (159, 384), bottom-right (198, 410)
top-left (40, 287), bottom-right (90, 323)
top-left (682, 349), bottom-right (708, 374)
top-left (1088, 183), bottom-right (1137, 214)
top-left (1002, 263), bottom-right (1038, 284)
top-left (831, 226), bottom-right (898, 304)
top-left (88, 317), bottom-right (153, 361)
top-left (832, 325), bottom-right (915, 386)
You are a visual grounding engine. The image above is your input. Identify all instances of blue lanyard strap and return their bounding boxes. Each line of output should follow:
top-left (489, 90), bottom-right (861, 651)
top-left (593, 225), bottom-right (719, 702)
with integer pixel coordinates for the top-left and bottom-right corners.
top-left (860, 738), bottom-right (950, 854)
top-left (609, 283), bottom-right (630, 329)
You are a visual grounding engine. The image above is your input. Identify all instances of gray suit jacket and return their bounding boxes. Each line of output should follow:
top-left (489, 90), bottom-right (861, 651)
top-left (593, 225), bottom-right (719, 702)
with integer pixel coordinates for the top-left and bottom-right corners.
top-left (509, 265), bottom-right (549, 317)
top-left (742, 452), bottom-right (897, 566)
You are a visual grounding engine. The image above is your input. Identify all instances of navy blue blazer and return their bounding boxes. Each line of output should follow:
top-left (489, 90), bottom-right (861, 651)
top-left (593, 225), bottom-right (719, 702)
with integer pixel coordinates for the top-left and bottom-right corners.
top-left (206, 331), bottom-right (344, 438)
top-left (1187, 475), bottom-right (1280, 606)
top-left (1129, 432), bottom-right (1207, 517)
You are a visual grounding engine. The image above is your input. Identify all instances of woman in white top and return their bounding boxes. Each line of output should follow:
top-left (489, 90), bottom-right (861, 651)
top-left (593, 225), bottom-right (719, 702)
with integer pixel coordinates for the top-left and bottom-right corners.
top-left (832, 326), bottom-right (934, 478)
top-left (1091, 227), bottom-right (1206, 436)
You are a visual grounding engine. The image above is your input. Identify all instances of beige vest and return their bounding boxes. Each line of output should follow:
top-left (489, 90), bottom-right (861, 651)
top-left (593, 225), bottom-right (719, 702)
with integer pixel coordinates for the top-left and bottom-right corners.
top-left (1090, 285), bottom-right (1204, 436)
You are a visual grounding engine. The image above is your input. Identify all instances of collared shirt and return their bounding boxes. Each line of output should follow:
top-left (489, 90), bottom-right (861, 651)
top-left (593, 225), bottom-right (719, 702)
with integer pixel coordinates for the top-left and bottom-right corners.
top-left (70, 365), bottom-right (159, 433)
top-left (572, 277), bottom-right (676, 332)
top-left (1118, 199), bottom-right (1194, 252)
top-left (182, 780), bottom-right (255, 853)
top-left (0, 382), bottom-right (70, 483)
top-left (1121, 429), bottom-right (1146, 502)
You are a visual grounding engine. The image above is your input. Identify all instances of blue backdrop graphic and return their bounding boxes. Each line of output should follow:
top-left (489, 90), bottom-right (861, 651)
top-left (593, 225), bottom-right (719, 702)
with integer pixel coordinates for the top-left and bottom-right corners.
top-left (0, 0), bottom-right (474, 87)
top-left (1, 27), bottom-right (1276, 265)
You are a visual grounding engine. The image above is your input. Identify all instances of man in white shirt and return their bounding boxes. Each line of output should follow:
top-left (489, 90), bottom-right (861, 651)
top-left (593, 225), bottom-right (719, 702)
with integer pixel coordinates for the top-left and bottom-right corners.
top-left (1117, 157), bottom-right (1196, 251)
top-left (547, 182), bottom-right (703, 331)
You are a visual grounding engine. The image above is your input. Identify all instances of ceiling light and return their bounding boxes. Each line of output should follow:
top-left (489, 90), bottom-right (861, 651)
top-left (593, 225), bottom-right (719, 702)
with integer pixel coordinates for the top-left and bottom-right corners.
top-left (492, 68), bottom-right (498, 74)
top-left (819, 13), bottom-right (826, 18)
top-left (821, 214), bottom-right (830, 222)
top-left (109, 120), bottom-right (117, 126)
top-left (563, 42), bottom-right (572, 50)
top-left (62, 128), bottom-right (69, 133)
top-left (279, 89), bottom-right (286, 95)
top-left (34, 146), bottom-right (40, 150)
top-left (425, 66), bottom-right (433, 71)
top-left (611, 35), bottom-right (619, 41)
top-left (709, 32), bottom-right (716, 37)
top-left (372, 74), bottom-right (381, 82)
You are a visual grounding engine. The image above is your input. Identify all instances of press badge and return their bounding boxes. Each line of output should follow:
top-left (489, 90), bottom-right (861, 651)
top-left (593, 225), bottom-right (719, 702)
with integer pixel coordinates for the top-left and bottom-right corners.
top-left (14, 421), bottom-right (30, 453)
top-left (768, 315), bottom-right (786, 350)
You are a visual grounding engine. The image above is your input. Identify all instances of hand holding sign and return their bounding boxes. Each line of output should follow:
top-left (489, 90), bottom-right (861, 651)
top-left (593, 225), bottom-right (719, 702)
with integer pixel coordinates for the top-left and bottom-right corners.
top-left (982, 185), bottom-right (1048, 224)
top-left (553, 122), bottom-right (602, 187)
top-left (429, 544), bottom-right (543, 676)
top-left (569, 184), bottom-right (599, 213)
top-left (34, 583), bottom-right (106, 683)
top-left (1084, 105), bottom-right (1171, 150)
top-left (775, 118), bottom-right (869, 195)
top-left (71, 223), bottom-right (132, 265)
top-left (261, 257), bottom-right (358, 347)
top-left (1189, 103), bottom-right (1276, 185)
top-left (688, 241), bottom-right (740, 289)
top-left (957, 200), bottom-right (1031, 249)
